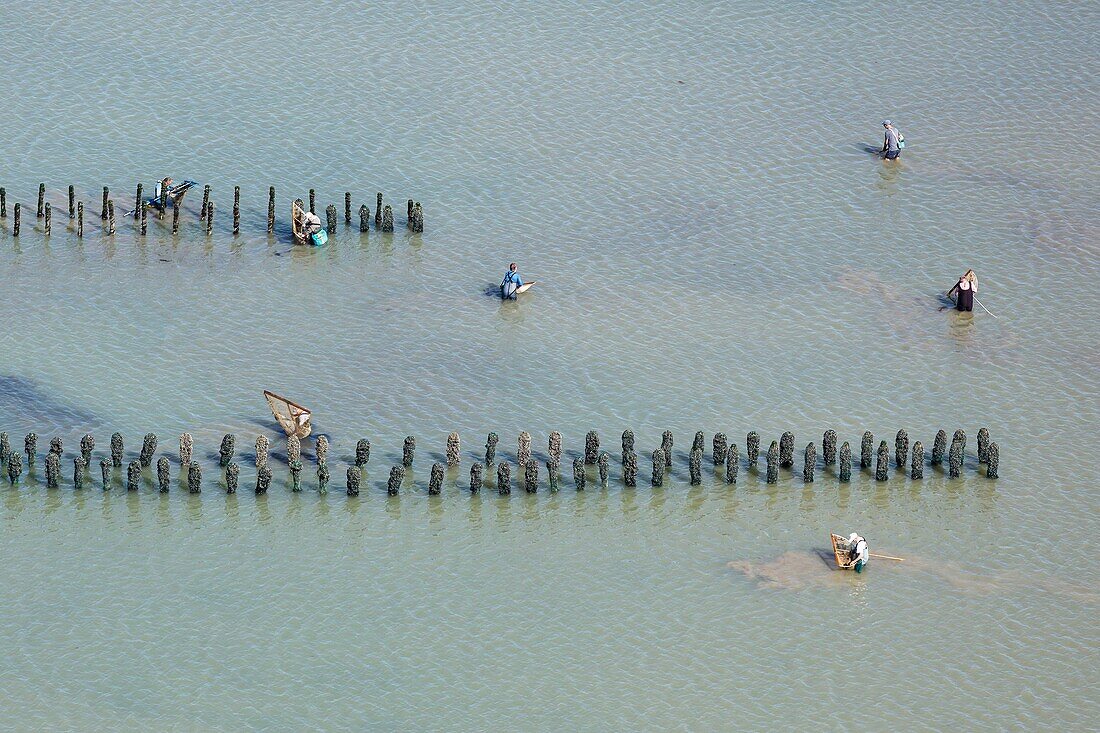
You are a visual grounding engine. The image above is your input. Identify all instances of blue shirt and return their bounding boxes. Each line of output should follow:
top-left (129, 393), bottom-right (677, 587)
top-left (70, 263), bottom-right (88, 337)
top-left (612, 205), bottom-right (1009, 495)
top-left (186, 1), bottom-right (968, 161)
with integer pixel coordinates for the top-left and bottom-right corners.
top-left (503, 271), bottom-right (523, 287)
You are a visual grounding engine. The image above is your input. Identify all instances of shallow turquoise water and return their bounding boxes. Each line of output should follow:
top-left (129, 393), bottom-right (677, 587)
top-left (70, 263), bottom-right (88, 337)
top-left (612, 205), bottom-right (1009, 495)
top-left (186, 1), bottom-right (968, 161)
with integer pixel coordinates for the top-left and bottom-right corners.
top-left (0, 1), bottom-right (1098, 730)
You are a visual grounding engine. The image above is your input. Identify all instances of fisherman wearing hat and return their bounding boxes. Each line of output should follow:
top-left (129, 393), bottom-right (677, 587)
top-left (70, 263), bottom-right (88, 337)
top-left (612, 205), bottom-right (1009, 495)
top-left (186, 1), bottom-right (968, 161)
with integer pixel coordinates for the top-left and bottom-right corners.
top-left (880, 120), bottom-right (903, 160)
top-left (848, 533), bottom-right (869, 572)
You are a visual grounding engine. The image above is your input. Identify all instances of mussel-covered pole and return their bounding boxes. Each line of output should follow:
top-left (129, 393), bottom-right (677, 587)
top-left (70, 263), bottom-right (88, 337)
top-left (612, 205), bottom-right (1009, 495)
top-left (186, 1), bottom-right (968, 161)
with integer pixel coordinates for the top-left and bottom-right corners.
top-left (99, 459), bottom-right (110, 489)
top-left (485, 432), bottom-right (498, 466)
top-left (317, 463), bottom-right (329, 494)
top-left (140, 433), bottom-right (158, 467)
top-left (861, 432), bottom-right (874, 469)
top-left (0, 432), bottom-right (9, 463)
top-left (233, 186), bottom-right (240, 234)
top-left (875, 441), bottom-right (889, 481)
top-left (572, 458), bottom-right (586, 490)
top-left (255, 435), bottom-right (269, 470)
top-left (584, 431), bottom-right (599, 464)
top-left (12, 203), bottom-right (19, 236)
top-left (45, 453), bottom-right (61, 488)
top-left (381, 205), bottom-right (394, 232)
top-left (126, 460), bottom-right (141, 491)
top-left (651, 449), bottom-right (665, 486)
top-left (325, 204), bottom-right (337, 233)
top-left (7, 453), bottom-right (22, 484)
top-left (37, 182), bottom-right (44, 218)
top-left (598, 453), bottom-right (609, 484)
top-left (73, 458), bottom-right (86, 490)
top-left (134, 183), bottom-right (142, 218)
top-left (518, 431), bottom-right (532, 467)
top-left (268, 186), bottom-right (276, 233)
top-left (689, 448), bottom-right (702, 485)
top-left (309, 188), bottom-right (316, 214)
top-left (692, 431), bottom-right (705, 454)
top-left (140, 203), bottom-right (147, 235)
top-left (200, 185), bottom-right (210, 219)
top-left (347, 466), bottom-right (362, 496)
top-left (290, 460), bottom-right (302, 492)
top-left (388, 466), bottom-right (404, 495)
top-left (44, 202), bottom-right (51, 235)
top-left (106, 200), bottom-right (115, 235)
top-left (470, 463), bottom-right (483, 493)
top-left (620, 430), bottom-right (633, 462)
top-left (205, 201), bottom-right (214, 235)
top-left (359, 204), bottom-right (369, 232)
top-left (80, 434), bottom-right (94, 467)
top-left (179, 433), bottom-right (194, 467)
top-left (428, 463), bottom-right (444, 495)
top-left (823, 430), bottom-right (837, 465)
top-left (345, 192), bottom-right (352, 224)
top-left (949, 440), bottom-right (963, 478)
top-left (932, 430), bottom-right (947, 465)
top-left (911, 441), bottom-right (924, 479)
top-left (255, 466), bottom-right (272, 494)
top-left (803, 442), bottom-right (816, 483)
top-left (172, 200), bottom-right (180, 233)
top-left (188, 462), bottom-right (202, 493)
top-left (747, 432), bottom-right (759, 464)
top-left (219, 434), bottom-right (235, 467)
top-left (316, 435), bottom-right (329, 465)
top-left (68, 186), bottom-right (74, 218)
top-left (157, 456), bottom-right (171, 492)
top-left (977, 428), bottom-right (990, 463)
top-left (101, 186), bottom-right (109, 219)
top-left (0, 187), bottom-right (6, 217)
top-left (623, 449), bottom-right (638, 487)
top-left (779, 432), bottom-right (794, 468)
top-left (524, 459), bottom-right (539, 493)
top-left (550, 431), bottom-right (563, 465)
top-left (497, 462), bottom-right (511, 495)
top-left (355, 438), bottom-right (371, 467)
top-left (766, 441), bottom-right (779, 484)
top-left (403, 436), bottom-right (415, 467)
top-left (77, 201), bottom-right (83, 236)
top-left (25, 432), bottom-right (37, 464)
top-left (661, 430), bottom-right (673, 466)
top-left (986, 443), bottom-right (999, 479)
top-left (725, 443), bottom-right (739, 484)
top-left (287, 435), bottom-right (301, 463)
top-left (375, 193), bottom-right (383, 228)
top-left (895, 429), bottom-right (909, 468)
top-left (713, 433), bottom-right (728, 465)
top-left (226, 463), bottom-right (240, 494)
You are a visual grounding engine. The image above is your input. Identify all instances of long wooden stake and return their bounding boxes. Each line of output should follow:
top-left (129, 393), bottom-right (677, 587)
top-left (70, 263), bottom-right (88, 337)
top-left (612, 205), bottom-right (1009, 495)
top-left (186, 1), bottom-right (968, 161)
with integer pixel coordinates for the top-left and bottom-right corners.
top-left (869, 553), bottom-right (904, 561)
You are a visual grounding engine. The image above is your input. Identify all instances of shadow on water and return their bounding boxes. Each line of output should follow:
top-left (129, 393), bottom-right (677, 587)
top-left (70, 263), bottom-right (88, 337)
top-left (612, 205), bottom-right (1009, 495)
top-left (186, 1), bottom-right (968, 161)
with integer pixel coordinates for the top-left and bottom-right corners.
top-left (0, 375), bottom-right (102, 433)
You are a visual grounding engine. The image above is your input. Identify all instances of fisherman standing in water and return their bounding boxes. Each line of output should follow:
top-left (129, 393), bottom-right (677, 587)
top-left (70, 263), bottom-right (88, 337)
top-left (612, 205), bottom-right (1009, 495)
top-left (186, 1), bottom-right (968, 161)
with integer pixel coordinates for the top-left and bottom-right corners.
top-left (880, 120), bottom-right (903, 161)
top-left (848, 533), bottom-right (869, 572)
top-left (500, 262), bottom-right (536, 299)
top-left (948, 269), bottom-right (977, 312)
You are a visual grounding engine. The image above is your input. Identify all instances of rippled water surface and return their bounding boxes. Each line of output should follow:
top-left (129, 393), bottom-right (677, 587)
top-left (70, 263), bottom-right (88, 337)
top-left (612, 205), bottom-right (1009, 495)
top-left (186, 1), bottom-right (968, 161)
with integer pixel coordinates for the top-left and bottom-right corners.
top-left (1, 1), bottom-right (1098, 730)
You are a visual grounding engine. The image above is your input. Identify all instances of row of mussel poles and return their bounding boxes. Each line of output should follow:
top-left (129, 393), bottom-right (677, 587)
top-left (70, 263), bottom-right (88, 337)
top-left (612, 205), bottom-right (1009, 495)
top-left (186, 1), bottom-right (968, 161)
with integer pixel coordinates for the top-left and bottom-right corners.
top-left (0, 428), bottom-right (998, 494)
top-left (0, 184), bottom-right (423, 237)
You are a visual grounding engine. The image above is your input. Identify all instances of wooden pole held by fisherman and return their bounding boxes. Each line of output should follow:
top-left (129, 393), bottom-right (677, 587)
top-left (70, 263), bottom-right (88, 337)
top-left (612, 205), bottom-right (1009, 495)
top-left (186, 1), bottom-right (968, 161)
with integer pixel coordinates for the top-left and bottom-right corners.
top-left (869, 553), bottom-right (904, 561)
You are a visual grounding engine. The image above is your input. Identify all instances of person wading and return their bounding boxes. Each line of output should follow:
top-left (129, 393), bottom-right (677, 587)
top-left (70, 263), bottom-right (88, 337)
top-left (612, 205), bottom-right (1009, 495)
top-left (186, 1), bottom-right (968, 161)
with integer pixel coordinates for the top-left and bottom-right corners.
top-left (500, 262), bottom-right (536, 299)
top-left (948, 269), bottom-right (977, 312)
top-left (880, 120), bottom-right (904, 160)
top-left (848, 533), bottom-right (869, 572)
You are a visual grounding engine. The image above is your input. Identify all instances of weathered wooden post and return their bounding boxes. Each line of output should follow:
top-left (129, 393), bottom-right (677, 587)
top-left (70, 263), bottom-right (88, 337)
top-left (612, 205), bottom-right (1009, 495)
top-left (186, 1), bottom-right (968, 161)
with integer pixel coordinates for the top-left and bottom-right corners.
top-left (692, 431), bottom-right (705, 454)
top-left (219, 434), bottom-right (235, 467)
top-left (44, 203), bottom-right (51, 235)
top-left (355, 439), bottom-right (371, 467)
top-left (101, 186), bottom-right (109, 219)
top-left (747, 432), bottom-right (760, 464)
top-left (36, 183), bottom-right (45, 218)
top-left (140, 203), bottom-right (147, 235)
top-left (45, 453), bottom-right (61, 488)
top-left (861, 432), bottom-right (873, 469)
top-left (345, 192), bottom-right (352, 224)
top-left (428, 463), bottom-right (444, 495)
top-left (268, 186), bottom-right (276, 233)
top-left (623, 449), bottom-right (637, 487)
top-left (524, 460), bottom-right (539, 493)
top-left (106, 432), bottom-right (124, 466)
top-left (470, 463), bottom-right (483, 493)
top-left (725, 443), bottom-right (739, 484)
top-left (412, 203), bottom-right (424, 233)
top-left (49, 436), bottom-right (63, 457)
top-left (347, 465), bottom-right (363, 496)
top-left (99, 459), bottom-right (110, 489)
top-left (126, 460), bottom-right (141, 491)
top-left (206, 201), bottom-right (214, 235)
top-left (598, 453), bottom-right (609, 485)
top-left (255, 466), bottom-right (272, 494)
top-left (0, 432), bottom-right (9, 463)
top-left (497, 462), bottom-right (511, 495)
top-left (977, 428), bottom-right (990, 463)
top-left (986, 443), bottom-right (999, 478)
top-left (179, 433), bottom-right (194, 467)
top-left (186, 462), bottom-right (201, 493)
top-left (74, 458), bottom-right (86, 490)
top-left (572, 458), bottom-right (586, 490)
top-left (651, 449), bottom-right (665, 486)
top-left (316, 435), bottom-right (329, 465)
top-left (949, 440), bottom-right (962, 478)
top-left (77, 201), bottom-right (83, 236)
top-left (407, 199), bottom-right (414, 226)
top-left (317, 463), bottom-right (329, 494)
top-left (254, 435), bottom-right (269, 470)
top-left (80, 434), bottom-right (94, 467)
top-left (140, 433), bottom-right (158, 467)
top-left (544, 431), bottom-right (560, 465)
top-left (895, 429), bottom-right (909, 468)
top-left (13, 203), bottom-right (20, 236)
top-left (201, 185), bottom-right (211, 219)
top-left (713, 433), bottom-right (728, 465)
top-left (375, 193), bottom-right (383, 228)
top-left (584, 431), bottom-right (599, 464)
top-left (388, 466), bottom-right (405, 495)
top-left (823, 430), bottom-right (837, 465)
top-left (0, 187), bottom-right (6, 217)
top-left (359, 204), bottom-right (369, 232)
top-left (661, 430), bottom-right (673, 467)
top-left (68, 186), bottom-right (74, 218)
top-left (172, 200), bottom-right (180, 233)
top-left (233, 186), bottom-right (240, 234)
top-left (226, 463), bottom-right (240, 494)
top-left (952, 429), bottom-right (966, 453)
top-left (518, 431), bottom-right (532, 467)
top-left (932, 430), bottom-right (947, 465)
top-left (876, 441), bottom-right (889, 481)
top-left (290, 460), bottom-right (303, 493)
top-left (803, 443), bottom-right (816, 482)
top-left (766, 441), bottom-right (779, 483)
top-left (25, 433), bottom-right (38, 464)
top-left (106, 200), bottom-right (115, 235)
top-left (911, 441), bottom-right (924, 479)
top-left (159, 182), bottom-right (168, 215)
top-left (381, 205), bottom-right (394, 232)
top-left (620, 430), bottom-right (634, 462)
top-left (689, 448), bottom-right (702, 485)
top-left (403, 436), bottom-right (415, 467)
top-left (779, 432), bottom-right (794, 468)
top-left (485, 432), bottom-right (498, 466)
top-left (325, 204), bottom-right (337, 233)
top-left (134, 183), bottom-right (142, 218)
top-left (7, 453), bottom-right (22, 484)
top-left (308, 188), bottom-right (316, 214)
top-left (157, 457), bottom-right (170, 492)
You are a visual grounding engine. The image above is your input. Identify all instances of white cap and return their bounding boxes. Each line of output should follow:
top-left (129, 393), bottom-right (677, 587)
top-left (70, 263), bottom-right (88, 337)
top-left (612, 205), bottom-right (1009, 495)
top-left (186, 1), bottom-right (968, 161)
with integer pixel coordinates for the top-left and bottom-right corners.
top-left (848, 533), bottom-right (859, 543)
